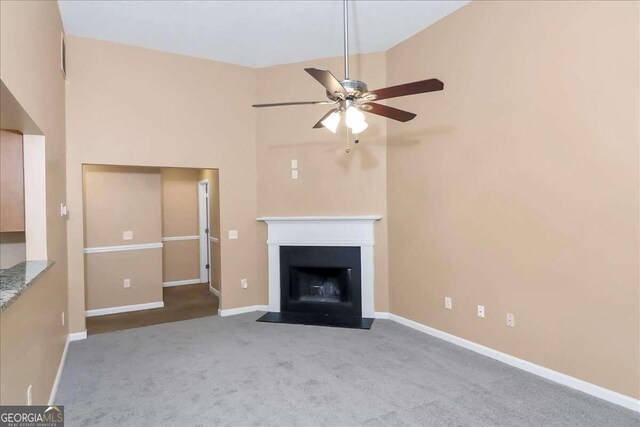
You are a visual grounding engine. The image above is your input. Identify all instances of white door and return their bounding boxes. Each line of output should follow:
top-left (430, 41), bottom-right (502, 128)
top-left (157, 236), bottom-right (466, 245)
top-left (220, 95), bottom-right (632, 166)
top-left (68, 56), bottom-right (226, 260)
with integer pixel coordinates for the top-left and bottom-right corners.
top-left (198, 180), bottom-right (211, 285)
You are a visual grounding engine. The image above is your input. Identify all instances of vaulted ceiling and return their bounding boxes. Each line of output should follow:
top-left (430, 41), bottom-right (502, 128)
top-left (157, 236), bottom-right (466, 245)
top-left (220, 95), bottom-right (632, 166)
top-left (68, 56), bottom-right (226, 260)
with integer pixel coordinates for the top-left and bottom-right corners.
top-left (58, 1), bottom-right (468, 68)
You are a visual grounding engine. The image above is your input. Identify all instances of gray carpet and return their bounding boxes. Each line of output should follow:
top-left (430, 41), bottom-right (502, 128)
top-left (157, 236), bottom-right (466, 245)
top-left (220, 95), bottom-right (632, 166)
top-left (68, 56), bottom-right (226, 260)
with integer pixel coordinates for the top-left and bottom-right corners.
top-left (56, 313), bottom-right (639, 426)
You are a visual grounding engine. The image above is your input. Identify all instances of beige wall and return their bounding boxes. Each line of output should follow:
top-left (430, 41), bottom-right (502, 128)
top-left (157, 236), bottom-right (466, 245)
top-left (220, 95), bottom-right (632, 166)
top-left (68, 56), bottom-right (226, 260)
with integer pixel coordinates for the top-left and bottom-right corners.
top-left (0, 267), bottom-right (66, 404)
top-left (161, 168), bottom-right (200, 283)
top-left (161, 168), bottom-right (200, 237)
top-left (83, 165), bottom-right (162, 309)
top-left (255, 52), bottom-right (389, 312)
top-left (162, 241), bottom-right (200, 283)
top-left (66, 36), bottom-right (259, 333)
top-left (85, 250), bottom-right (163, 309)
top-left (84, 165), bottom-right (161, 246)
top-left (0, 0), bottom-right (68, 405)
top-left (386, 1), bottom-right (639, 399)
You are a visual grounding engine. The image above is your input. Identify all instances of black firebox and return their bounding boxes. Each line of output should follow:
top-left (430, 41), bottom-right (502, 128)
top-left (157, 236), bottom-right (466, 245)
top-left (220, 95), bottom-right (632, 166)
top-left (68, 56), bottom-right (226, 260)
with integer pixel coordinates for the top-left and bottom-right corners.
top-left (281, 246), bottom-right (361, 316)
top-left (257, 246), bottom-right (373, 329)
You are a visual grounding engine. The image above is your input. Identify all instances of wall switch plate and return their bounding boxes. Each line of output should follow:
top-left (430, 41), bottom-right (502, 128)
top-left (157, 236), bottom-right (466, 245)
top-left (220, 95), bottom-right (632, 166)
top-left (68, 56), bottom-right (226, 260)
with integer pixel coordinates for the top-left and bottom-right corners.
top-left (506, 313), bottom-right (515, 327)
top-left (27, 385), bottom-right (32, 406)
top-left (60, 203), bottom-right (69, 217)
top-left (444, 297), bottom-right (452, 310)
top-left (241, 278), bottom-right (248, 289)
top-left (477, 305), bottom-right (485, 318)
top-left (291, 159), bottom-right (298, 169)
top-left (228, 230), bottom-right (238, 240)
top-left (123, 278), bottom-right (131, 288)
top-left (291, 170), bottom-right (298, 180)
top-left (123, 230), bottom-right (133, 240)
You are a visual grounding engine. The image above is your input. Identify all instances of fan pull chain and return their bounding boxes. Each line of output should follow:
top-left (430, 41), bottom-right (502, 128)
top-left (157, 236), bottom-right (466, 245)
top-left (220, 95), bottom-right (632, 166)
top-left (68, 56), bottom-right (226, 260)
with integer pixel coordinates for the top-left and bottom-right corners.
top-left (345, 129), bottom-right (351, 154)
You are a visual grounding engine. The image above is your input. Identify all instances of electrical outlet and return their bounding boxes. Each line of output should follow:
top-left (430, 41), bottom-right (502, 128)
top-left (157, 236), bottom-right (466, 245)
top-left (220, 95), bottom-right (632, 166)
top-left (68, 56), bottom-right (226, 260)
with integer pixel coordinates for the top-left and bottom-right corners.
top-left (291, 170), bottom-right (298, 180)
top-left (61, 312), bottom-right (65, 326)
top-left (444, 297), bottom-right (452, 310)
top-left (27, 385), bottom-right (32, 405)
top-left (123, 230), bottom-right (133, 240)
top-left (241, 278), bottom-right (248, 289)
top-left (477, 305), bottom-right (485, 318)
top-left (506, 313), bottom-right (515, 327)
top-left (291, 159), bottom-right (298, 169)
top-left (123, 278), bottom-right (131, 288)
top-left (228, 230), bottom-right (238, 240)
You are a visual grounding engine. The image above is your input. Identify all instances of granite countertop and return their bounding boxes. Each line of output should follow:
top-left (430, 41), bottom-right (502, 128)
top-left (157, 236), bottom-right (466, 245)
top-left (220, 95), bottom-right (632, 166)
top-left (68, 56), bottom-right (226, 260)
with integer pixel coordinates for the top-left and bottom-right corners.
top-left (0, 260), bottom-right (54, 313)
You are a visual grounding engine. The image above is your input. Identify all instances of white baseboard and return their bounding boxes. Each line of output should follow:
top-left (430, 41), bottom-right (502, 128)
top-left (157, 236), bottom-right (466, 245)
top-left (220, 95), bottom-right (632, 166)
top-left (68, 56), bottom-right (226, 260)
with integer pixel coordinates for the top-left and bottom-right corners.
top-left (209, 287), bottom-right (220, 297)
top-left (218, 305), bottom-right (269, 317)
top-left (48, 334), bottom-right (70, 405)
top-left (85, 301), bottom-right (164, 317)
top-left (374, 311), bottom-right (390, 319)
top-left (162, 279), bottom-right (201, 287)
top-left (69, 330), bottom-right (87, 341)
top-left (387, 313), bottom-right (640, 413)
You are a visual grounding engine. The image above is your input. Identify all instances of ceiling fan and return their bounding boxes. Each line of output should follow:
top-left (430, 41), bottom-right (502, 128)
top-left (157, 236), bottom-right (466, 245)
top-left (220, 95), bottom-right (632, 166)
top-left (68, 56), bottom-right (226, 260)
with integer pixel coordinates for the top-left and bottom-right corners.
top-left (252, 0), bottom-right (444, 135)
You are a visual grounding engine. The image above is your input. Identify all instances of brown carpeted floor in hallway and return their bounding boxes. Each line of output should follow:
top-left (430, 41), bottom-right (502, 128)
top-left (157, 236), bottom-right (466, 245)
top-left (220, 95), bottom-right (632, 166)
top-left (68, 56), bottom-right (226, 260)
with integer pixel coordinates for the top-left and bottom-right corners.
top-left (86, 284), bottom-right (219, 335)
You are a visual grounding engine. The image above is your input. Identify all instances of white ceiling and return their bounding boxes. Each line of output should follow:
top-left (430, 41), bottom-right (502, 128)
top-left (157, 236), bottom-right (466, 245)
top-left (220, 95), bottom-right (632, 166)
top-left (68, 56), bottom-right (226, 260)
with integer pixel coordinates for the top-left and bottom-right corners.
top-left (58, 1), bottom-right (468, 68)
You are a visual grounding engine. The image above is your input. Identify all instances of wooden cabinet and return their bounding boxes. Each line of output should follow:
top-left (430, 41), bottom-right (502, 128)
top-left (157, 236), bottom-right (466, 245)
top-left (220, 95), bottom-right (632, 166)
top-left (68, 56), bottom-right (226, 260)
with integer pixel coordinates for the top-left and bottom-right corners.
top-left (0, 130), bottom-right (25, 232)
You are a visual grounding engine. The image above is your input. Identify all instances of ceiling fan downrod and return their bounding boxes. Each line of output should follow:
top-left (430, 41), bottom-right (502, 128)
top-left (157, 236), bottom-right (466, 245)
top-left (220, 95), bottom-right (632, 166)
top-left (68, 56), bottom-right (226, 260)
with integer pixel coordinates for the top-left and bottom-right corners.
top-left (343, 0), bottom-right (349, 80)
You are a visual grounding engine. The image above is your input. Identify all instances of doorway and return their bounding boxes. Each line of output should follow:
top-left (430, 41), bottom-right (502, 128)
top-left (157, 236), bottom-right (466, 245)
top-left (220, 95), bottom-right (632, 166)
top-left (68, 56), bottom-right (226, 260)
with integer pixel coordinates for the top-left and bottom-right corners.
top-left (81, 164), bottom-right (221, 335)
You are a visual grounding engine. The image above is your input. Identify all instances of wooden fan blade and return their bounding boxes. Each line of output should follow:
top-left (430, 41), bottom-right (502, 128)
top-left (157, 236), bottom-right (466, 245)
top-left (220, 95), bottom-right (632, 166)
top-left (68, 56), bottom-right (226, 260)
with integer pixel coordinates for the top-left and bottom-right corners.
top-left (363, 103), bottom-right (417, 122)
top-left (313, 108), bottom-right (339, 129)
top-left (305, 68), bottom-right (347, 96)
top-left (368, 79), bottom-right (444, 101)
top-left (252, 101), bottom-right (335, 108)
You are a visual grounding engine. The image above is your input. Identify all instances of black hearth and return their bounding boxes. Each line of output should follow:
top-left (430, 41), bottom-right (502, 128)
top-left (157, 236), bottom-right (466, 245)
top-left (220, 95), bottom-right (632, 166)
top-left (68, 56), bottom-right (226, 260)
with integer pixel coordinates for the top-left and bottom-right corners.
top-left (257, 246), bottom-right (373, 329)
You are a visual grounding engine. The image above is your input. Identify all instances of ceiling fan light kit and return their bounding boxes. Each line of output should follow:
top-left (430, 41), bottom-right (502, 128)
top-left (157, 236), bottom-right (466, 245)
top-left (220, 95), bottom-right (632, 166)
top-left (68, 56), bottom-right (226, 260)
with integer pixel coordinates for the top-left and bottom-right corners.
top-left (321, 110), bottom-right (341, 133)
top-left (345, 105), bottom-right (368, 133)
top-left (252, 0), bottom-right (444, 143)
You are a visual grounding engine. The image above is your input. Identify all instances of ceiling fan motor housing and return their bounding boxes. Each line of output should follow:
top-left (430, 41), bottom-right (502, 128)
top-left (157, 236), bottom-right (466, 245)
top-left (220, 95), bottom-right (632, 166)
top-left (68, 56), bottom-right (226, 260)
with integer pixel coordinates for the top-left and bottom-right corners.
top-left (327, 79), bottom-right (369, 101)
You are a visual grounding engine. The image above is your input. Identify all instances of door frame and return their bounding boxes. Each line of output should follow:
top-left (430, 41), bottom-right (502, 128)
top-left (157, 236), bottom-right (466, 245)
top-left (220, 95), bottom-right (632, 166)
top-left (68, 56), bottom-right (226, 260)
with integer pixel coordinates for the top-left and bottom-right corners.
top-left (198, 179), bottom-right (211, 287)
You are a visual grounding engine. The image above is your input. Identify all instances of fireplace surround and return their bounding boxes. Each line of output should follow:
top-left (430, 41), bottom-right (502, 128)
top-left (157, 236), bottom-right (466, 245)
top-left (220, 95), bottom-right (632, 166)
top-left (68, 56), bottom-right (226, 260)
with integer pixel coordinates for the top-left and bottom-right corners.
top-left (256, 216), bottom-right (381, 328)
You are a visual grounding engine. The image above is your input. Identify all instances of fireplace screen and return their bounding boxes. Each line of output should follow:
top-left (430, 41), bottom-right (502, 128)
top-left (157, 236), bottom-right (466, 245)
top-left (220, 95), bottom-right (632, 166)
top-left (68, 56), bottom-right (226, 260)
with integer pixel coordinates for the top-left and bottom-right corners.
top-left (280, 246), bottom-right (361, 317)
top-left (290, 266), bottom-right (351, 304)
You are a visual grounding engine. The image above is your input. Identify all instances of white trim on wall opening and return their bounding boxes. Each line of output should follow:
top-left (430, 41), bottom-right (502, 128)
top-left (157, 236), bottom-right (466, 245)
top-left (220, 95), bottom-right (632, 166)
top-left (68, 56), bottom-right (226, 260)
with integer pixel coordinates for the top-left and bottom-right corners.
top-left (23, 134), bottom-right (48, 260)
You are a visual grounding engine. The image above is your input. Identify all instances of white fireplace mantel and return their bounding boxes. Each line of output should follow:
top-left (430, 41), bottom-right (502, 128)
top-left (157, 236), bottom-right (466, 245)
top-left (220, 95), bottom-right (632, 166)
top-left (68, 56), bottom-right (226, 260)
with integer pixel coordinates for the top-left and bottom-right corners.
top-left (257, 216), bottom-right (382, 317)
